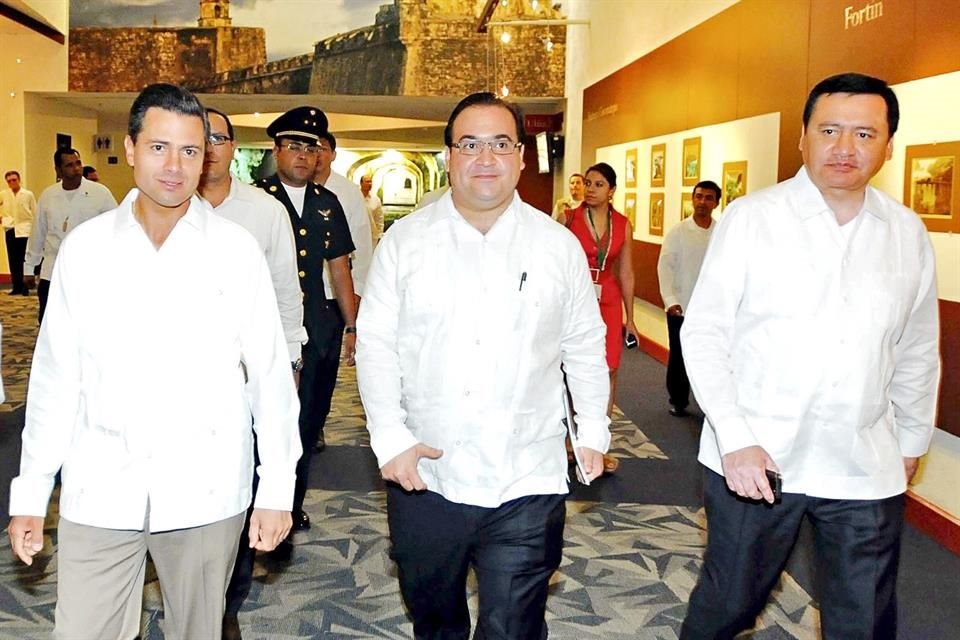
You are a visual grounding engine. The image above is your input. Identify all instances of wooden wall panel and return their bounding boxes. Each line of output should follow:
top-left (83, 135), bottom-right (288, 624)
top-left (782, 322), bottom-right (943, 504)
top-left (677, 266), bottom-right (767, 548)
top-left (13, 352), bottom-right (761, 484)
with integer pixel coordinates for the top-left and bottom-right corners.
top-left (938, 299), bottom-right (960, 437)
top-left (632, 240), bottom-right (663, 309)
top-left (914, 0), bottom-right (960, 80)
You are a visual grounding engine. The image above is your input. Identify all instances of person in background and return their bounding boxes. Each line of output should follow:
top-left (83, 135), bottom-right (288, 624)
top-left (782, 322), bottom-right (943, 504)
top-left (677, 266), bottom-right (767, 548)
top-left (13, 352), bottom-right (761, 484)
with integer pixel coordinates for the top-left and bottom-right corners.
top-left (656, 180), bottom-right (720, 417)
top-left (680, 72), bottom-right (940, 640)
top-left (552, 172), bottom-right (584, 221)
top-left (563, 162), bottom-right (639, 474)
top-left (82, 166), bottom-right (99, 182)
top-left (360, 173), bottom-right (384, 245)
top-left (1, 170), bottom-right (37, 295)
top-left (25, 148), bottom-right (116, 324)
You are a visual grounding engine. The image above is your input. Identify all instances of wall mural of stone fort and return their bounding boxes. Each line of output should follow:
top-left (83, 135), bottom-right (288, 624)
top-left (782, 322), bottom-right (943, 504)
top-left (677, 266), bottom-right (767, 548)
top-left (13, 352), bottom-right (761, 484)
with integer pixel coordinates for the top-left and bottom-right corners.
top-left (69, 0), bottom-right (566, 97)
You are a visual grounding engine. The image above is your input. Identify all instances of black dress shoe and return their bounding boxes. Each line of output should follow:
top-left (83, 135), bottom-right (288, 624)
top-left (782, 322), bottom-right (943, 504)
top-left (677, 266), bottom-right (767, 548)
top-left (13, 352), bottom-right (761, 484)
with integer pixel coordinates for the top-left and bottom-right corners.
top-left (669, 407), bottom-right (689, 417)
top-left (293, 510), bottom-right (311, 531)
top-left (314, 432), bottom-right (326, 452)
top-left (222, 613), bottom-right (242, 640)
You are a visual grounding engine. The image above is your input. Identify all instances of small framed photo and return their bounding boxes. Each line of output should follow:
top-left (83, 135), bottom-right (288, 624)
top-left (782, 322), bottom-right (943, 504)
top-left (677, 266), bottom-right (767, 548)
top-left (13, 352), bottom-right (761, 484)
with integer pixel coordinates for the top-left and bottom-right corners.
top-left (624, 192), bottom-right (637, 229)
top-left (681, 192), bottom-right (694, 220)
top-left (650, 143), bottom-right (666, 188)
top-left (682, 137), bottom-right (701, 186)
top-left (649, 192), bottom-right (664, 236)
top-left (625, 148), bottom-right (638, 189)
top-left (904, 141), bottom-right (960, 233)
top-left (722, 160), bottom-right (748, 208)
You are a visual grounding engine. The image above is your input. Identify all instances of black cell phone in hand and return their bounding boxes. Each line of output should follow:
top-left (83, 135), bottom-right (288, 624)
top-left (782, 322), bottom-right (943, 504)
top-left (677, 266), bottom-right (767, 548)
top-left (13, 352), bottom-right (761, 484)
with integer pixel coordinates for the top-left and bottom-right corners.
top-left (624, 333), bottom-right (638, 349)
top-left (765, 469), bottom-right (782, 502)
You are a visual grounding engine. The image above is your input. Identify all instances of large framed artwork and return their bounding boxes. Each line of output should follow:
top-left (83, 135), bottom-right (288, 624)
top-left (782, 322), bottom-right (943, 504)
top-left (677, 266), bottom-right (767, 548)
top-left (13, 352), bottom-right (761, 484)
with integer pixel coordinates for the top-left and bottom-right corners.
top-left (904, 142), bottom-right (960, 233)
top-left (722, 160), bottom-right (748, 208)
top-left (681, 192), bottom-right (694, 220)
top-left (623, 192), bottom-right (637, 229)
top-left (624, 148), bottom-right (638, 189)
top-left (650, 143), bottom-right (666, 188)
top-left (682, 137), bottom-right (701, 186)
top-left (649, 192), bottom-right (664, 236)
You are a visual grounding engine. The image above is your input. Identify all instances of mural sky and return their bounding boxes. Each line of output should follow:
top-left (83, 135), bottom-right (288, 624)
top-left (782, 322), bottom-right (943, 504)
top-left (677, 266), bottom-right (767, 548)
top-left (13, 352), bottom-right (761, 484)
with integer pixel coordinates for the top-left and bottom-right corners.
top-left (70, 0), bottom-right (385, 61)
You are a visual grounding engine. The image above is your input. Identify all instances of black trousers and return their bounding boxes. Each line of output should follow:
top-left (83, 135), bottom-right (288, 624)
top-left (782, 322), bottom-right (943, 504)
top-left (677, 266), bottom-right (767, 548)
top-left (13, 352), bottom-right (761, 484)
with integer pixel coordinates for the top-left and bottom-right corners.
top-left (5, 229), bottom-right (27, 292)
top-left (681, 468), bottom-right (904, 640)
top-left (386, 486), bottom-right (566, 640)
top-left (37, 278), bottom-right (50, 325)
top-left (666, 313), bottom-right (690, 409)
top-left (293, 304), bottom-right (344, 515)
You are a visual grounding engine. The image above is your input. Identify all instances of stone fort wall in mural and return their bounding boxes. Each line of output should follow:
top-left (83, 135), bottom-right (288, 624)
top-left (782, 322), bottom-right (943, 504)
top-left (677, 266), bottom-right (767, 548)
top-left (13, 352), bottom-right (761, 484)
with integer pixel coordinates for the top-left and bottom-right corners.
top-left (69, 0), bottom-right (566, 98)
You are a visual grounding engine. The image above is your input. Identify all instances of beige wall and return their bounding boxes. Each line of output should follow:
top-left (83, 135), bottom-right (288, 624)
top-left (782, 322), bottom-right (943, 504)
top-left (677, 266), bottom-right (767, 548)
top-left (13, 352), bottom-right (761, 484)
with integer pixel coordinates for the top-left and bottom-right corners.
top-left (0, 25), bottom-right (69, 275)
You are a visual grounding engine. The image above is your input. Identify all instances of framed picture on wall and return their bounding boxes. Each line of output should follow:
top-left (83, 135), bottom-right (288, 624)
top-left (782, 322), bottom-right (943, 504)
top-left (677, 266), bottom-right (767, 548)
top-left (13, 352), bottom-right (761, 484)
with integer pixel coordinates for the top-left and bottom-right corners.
top-left (904, 141), bottom-right (960, 233)
top-left (681, 192), bottom-right (694, 220)
top-left (650, 144), bottom-right (666, 188)
top-left (722, 160), bottom-right (748, 208)
top-left (624, 192), bottom-right (637, 229)
top-left (649, 192), bottom-right (664, 236)
top-left (682, 137), bottom-right (701, 186)
top-left (625, 148), bottom-right (638, 189)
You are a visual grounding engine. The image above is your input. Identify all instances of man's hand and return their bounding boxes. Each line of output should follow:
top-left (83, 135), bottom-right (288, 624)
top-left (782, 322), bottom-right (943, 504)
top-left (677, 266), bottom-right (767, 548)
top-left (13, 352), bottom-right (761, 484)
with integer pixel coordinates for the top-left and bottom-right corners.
top-left (721, 445), bottom-right (779, 504)
top-left (575, 447), bottom-right (605, 482)
top-left (904, 456), bottom-right (921, 484)
top-left (381, 443), bottom-right (443, 492)
top-left (343, 332), bottom-right (357, 366)
top-left (8, 515), bottom-right (46, 565)
top-left (248, 509), bottom-right (293, 551)
top-left (667, 305), bottom-right (683, 316)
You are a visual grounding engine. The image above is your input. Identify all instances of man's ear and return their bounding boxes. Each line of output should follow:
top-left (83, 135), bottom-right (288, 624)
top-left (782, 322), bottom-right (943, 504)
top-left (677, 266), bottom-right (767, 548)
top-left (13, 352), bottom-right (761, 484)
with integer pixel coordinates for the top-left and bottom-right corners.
top-left (124, 135), bottom-right (135, 168)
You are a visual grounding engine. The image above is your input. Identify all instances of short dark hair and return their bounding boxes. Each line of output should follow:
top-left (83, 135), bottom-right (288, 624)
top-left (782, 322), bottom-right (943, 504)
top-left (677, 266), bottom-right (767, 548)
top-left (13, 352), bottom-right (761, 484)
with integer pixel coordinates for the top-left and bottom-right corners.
top-left (444, 92), bottom-right (526, 147)
top-left (693, 180), bottom-right (721, 201)
top-left (585, 162), bottom-right (617, 188)
top-left (802, 72), bottom-right (899, 136)
top-left (82, 165), bottom-right (97, 178)
top-left (53, 148), bottom-right (80, 169)
top-left (4, 170), bottom-right (20, 180)
top-left (319, 131), bottom-right (336, 150)
top-left (569, 173), bottom-right (584, 181)
top-left (128, 83), bottom-right (209, 143)
top-left (205, 107), bottom-right (234, 140)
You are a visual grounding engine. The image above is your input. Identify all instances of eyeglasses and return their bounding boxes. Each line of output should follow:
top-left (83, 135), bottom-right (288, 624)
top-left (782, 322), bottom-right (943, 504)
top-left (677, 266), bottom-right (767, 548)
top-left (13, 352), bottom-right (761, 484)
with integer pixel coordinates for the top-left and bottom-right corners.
top-left (207, 134), bottom-right (232, 146)
top-left (451, 138), bottom-right (522, 156)
top-left (281, 141), bottom-right (321, 155)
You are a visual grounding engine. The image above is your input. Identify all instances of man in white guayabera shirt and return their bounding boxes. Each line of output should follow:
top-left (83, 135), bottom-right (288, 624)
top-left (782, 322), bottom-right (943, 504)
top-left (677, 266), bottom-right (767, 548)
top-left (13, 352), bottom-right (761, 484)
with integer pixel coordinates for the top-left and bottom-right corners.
top-left (680, 73), bottom-right (940, 640)
top-left (7, 84), bottom-right (301, 640)
top-left (357, 92), bottom-right (611, 640)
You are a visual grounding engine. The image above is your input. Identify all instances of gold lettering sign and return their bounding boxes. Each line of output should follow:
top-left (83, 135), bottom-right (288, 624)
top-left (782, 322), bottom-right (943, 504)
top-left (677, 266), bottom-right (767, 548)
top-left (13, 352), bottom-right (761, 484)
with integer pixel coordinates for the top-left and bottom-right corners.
top-left (844, 1), bottom-right (883, 29)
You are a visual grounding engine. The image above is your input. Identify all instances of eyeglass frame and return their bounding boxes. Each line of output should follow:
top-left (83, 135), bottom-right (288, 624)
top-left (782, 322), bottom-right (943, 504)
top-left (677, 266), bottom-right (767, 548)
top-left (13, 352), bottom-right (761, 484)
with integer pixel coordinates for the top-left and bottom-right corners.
top-left (278, 141), bottom-right (322, 156)
top-left (207, 133), bottom-right (233, 147)
top-left (450, 136), bottom-right (523, 156)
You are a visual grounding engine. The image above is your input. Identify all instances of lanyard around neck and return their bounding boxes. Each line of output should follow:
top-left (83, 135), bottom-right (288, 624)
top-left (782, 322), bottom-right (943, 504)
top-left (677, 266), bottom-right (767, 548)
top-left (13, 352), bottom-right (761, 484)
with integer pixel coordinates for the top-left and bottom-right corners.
top-left (586, 205), bottom-right (613, 271)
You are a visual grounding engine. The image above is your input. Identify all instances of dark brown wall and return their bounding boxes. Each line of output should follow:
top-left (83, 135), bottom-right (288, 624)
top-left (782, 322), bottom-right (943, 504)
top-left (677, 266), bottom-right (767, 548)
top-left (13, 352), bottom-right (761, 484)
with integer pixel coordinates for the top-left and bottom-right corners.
top-left (632, 241), bottom-right (663, 309)
top-left (939, 300), bottom-right (960, 437)
top-left (517, 138), bottom-right (553, 214)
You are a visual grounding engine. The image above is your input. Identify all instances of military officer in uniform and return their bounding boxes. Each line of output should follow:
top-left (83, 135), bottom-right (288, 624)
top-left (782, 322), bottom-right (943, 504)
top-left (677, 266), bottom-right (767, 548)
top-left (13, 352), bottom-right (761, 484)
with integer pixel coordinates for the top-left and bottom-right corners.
top-left (258, 107), bottom-right (357, 533)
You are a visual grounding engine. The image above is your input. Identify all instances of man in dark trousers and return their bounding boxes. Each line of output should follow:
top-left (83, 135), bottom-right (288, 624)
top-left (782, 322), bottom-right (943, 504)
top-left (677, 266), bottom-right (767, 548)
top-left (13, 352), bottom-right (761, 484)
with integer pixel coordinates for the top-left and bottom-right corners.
top-left (258, 106), bottom-right (357, 534)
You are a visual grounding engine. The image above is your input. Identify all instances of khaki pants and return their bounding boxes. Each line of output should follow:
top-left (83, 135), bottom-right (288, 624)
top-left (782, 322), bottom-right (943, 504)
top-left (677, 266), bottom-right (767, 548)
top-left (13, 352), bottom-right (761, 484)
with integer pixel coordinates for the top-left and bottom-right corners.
top-left (54, 512), bottom-right (245, 640)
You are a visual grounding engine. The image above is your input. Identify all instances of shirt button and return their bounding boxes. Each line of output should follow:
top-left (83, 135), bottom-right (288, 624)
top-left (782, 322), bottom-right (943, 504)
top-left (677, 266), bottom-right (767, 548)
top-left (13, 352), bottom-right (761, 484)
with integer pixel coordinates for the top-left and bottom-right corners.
top-left (455, 440), bottom-right (462, 446)
top-left (464, 390), bottom-right (470, 397)
top-left (475, 339), bottom-right (480, 346)
top-left (299, 228), bottom-right (307, 236)
top-left (299, 249), bottom-right (307, 257)
top-left (299, 270), bottom-right (306, 278)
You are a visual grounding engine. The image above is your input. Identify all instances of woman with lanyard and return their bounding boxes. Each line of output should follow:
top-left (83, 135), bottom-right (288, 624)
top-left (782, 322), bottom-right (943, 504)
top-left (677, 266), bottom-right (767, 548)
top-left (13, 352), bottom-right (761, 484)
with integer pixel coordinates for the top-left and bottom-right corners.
top-left (564, 162), bottom-right (640, 475)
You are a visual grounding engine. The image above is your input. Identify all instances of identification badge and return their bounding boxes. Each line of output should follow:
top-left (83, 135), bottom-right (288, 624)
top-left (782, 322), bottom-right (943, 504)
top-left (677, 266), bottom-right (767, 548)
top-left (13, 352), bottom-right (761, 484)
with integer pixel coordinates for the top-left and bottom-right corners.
top-left (593, 283), bottom-right (602, 300)
top-left (589, 268), bottom-right (601, 283)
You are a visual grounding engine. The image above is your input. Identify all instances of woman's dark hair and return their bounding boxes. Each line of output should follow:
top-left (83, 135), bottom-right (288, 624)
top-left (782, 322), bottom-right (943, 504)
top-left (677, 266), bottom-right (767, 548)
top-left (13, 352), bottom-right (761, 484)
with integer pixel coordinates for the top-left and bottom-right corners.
top-left (585, 162), bottom-right (617, 188)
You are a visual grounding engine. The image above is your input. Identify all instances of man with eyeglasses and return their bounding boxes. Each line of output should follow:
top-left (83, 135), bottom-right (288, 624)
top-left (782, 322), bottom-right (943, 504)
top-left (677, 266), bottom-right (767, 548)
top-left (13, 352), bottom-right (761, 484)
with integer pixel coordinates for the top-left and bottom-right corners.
top-left (356, 92), bottom-right (611, 639)
top-left (198, 107), bottom-right (308, 640)
top-left (257, 107), bottom-right (357, 548)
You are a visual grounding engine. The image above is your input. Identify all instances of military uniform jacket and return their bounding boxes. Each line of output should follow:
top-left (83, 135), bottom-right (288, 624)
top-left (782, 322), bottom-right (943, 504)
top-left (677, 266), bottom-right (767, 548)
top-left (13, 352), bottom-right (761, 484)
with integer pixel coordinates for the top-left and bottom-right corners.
top-left (259, 175), bottom-right (355, 353)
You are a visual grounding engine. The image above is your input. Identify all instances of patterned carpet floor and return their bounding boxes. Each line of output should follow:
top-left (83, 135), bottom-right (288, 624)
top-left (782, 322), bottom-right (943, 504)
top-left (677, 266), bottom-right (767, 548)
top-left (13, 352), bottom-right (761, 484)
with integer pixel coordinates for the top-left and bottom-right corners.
top-left (1, 291), bottom-right (823, 639)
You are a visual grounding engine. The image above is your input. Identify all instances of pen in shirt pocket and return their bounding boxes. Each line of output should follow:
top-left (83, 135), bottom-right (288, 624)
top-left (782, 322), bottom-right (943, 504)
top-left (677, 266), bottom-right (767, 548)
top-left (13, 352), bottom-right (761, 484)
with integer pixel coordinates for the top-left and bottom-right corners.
top-left (519, 271), bottom-right (527, 291)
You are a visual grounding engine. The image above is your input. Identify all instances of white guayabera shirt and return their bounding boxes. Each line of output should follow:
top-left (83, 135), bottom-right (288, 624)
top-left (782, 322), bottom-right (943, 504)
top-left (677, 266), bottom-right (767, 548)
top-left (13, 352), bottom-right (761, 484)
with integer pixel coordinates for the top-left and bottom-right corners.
top-left (683, 168), bottom-right (940, 500)
top-left (357, 191), bottom-right (611, 508)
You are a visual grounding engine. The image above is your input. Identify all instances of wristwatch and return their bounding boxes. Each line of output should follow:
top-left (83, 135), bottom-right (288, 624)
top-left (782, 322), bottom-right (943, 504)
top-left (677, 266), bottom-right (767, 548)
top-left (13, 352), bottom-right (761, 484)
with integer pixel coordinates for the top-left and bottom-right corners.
top-left (291, 357), bottom-right (304, 372)
top-left (344, 326), bottom-right (357, 334)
